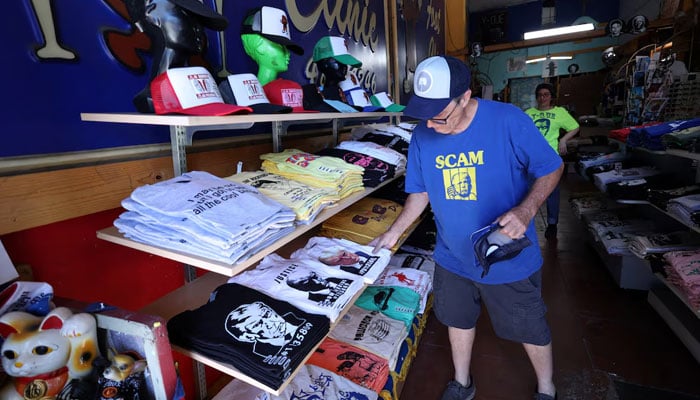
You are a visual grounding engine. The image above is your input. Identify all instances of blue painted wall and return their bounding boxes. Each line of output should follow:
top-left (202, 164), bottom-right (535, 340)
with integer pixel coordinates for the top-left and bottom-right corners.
top-left (3, 0), bottom-right (444, 158)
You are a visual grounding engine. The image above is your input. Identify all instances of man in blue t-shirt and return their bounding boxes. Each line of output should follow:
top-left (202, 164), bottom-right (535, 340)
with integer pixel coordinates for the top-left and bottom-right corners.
top-left (370, 56), bottom-right (562, 400)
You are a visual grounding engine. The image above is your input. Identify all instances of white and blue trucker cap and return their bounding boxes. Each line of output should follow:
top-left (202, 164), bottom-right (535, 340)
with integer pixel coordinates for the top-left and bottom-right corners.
top-left (403, 56), bottom-right (471, 120)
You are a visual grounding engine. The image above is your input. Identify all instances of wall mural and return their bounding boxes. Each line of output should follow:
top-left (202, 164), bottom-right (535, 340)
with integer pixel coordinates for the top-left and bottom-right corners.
top-left (3, 0), bottom-right (445, 158)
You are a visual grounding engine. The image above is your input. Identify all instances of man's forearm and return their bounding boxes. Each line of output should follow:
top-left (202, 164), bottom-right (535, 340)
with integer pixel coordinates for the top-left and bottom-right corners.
top-left (387, 192), bottom-right (430, 235)
top-left (520, 163), bottom-right (564, 220)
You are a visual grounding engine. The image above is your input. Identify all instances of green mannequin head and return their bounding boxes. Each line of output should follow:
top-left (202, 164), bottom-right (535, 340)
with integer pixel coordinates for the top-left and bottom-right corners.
top-left (241, 33), bottom-right (290, 86)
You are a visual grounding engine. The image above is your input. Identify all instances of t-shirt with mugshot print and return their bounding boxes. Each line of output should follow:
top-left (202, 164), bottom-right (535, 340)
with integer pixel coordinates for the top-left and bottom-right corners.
top-left (290, 236), bottom-right (392, 284)
top-left (307, 337), bottom-right (389, 393)
top-left (329, 305), bottom-right (408, 370)
top-left (525, 106), bottom-right (580, 153)
top-left (228, 253), bottom-right (365, 322)
top-left (166, 283), bottom-right (329, 390)
top-left (405, 98), bottom-right (562, 284)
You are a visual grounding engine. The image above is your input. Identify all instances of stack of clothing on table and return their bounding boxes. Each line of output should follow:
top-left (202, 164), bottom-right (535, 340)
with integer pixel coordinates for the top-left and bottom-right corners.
top-left (662, 250), bottom-right (700, 309)
top-left (576, 151), bottom-right (628, 178)
top-left (167, 283), bottom-right (330, 390)
top-left (260, 149), bottom-right (365, 199)
top-left (627, 117), bottom-right (700, 151)
top-left (224, 171), bottom-right (339, 225)
top-left (647, 185), bottom-right (700, 210)
top-left (569, 192), bottom-right (625, 218)
top-left (114, 171), bottom-right (296, 264)
top-left (667, 194), bottom-right (700, 228)
top-left (662, 125), bottom-right (700, 152)
top-left (585, 209), bottom-right (656, 256)
top-left (629, 231), bottom-right (700, 259)
top-left (607, 173), bottom-right (685, 201)
top-left (592, 165), bottom-right (659, 193)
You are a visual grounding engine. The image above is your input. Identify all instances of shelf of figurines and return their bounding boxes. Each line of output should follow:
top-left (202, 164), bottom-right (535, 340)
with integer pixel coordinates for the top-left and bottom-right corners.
top-left (97, 171), bottom-right (403, 277)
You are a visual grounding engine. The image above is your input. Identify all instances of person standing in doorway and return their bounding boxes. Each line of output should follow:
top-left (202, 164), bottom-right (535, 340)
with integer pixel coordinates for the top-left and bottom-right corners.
top-left (370, 55), bottom-right (562, 400)
top-left (526, 83), bottom-right (580, 240)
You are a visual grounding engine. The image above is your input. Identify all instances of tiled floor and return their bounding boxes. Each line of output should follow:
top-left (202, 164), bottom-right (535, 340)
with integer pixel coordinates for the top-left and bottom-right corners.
top-left (399, 171), bottom-right (700, 400)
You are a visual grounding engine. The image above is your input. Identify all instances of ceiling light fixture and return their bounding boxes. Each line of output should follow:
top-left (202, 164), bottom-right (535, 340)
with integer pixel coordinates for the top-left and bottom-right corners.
top-left (525, 55), bottom-right (573, 64)
top-left (524, 23), bottom-right (595, 40)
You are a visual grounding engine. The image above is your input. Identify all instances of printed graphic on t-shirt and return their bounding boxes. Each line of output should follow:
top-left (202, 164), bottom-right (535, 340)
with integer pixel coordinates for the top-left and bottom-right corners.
top-left (224, 301), bottom-right (313, 371)
top-left (534, 117), bottom-right (551, 135)
top-left (435, 151), bottom-right (483, 201)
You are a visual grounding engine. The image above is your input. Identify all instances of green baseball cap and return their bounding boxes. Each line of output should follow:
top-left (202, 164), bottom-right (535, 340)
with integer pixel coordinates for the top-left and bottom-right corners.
top-left (312, 36), bottom-right (362, 67)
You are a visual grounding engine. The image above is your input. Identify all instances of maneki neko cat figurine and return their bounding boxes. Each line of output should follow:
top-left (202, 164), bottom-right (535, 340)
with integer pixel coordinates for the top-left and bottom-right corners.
top-left (0, 307), bottom-right (101, 400)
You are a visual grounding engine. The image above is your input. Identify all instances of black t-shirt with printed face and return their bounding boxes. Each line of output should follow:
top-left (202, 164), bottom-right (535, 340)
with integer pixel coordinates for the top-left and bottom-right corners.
top-left (167, 283), bottom-right (330, 389)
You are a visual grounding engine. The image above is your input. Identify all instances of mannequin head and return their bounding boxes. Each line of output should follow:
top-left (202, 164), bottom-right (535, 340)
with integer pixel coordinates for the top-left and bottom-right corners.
top-left (124, 0), bottom-right (228, 113)
top-left (316, 57), bottom-right (348, 87)
top-left (241, 33), bottom-right (290, 86)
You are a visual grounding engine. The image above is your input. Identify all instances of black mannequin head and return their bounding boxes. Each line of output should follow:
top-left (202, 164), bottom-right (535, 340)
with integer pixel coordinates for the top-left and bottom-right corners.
top-left (124, 0), bottom-right (228, 113)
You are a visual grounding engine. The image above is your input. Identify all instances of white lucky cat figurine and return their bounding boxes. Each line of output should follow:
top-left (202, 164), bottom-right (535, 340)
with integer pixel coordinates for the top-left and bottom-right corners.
top-left (0, 306), bottom-right (101, 400)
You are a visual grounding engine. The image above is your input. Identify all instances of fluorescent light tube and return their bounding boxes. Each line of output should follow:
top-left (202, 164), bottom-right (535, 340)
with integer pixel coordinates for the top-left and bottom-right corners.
top-left (525, 55), bottom-right (573, 64)
top-left (524, 23), bottom-right (595, 40)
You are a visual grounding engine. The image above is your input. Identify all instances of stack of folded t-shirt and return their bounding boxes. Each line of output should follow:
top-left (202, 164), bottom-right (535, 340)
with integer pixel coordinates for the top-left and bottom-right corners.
top-left (114, 171), bottom-right (296, 264)
top-left (224, 170), bottom-right (339, 225)
top-left (289, 236), bottom-right (391, 284)
top-left (353, 286), bottom-right (421, 329)
top-left (628, 231), bottom-right (700, 259)
top-left (227, 253), bottom-right (365, 323)
top-left (260, 149), bottom-right (365, 199)
top-left (329, 305), bottom-right (408, 371)
top-left (320, 197), bottom-right (419, 253)
top-left (647, 185), bottom-right (700, 210)
top-left (167, 283), bottom-right (330, 390)
top-left (667, 194), bottom-right (700, 227)
top-left (336, 140), bottom-right (407, 171)
top-left (662, 125), bottom-right (700, 152)
top-left (371, 266), bottom-right (432, 314)
top-left (592, 166), bottom-right (659, 192)
top-left (316, 147), bottom-right (397, 187)
top-left (306, 336), bottom-right (390, 393)
top-left (662, 250), bottom-right (700, 309)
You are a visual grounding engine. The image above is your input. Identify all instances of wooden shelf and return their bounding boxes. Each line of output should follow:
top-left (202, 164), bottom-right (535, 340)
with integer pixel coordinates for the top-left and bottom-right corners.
top-left (98, 172), bottom-right (403, 277)
top-left (81, 111), bottom-right (400, 127)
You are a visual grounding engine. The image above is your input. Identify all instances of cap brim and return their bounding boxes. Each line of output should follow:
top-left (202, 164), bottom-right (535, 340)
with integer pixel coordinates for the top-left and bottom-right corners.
top-left (361, 106), bottom-right (384, 112)
top-left (403, 94), bottom-right (451, 120)
top-left (170, 0), bottom-right (228, 30)
top-left (177, 103), bottom-right (253, 116)
top-left (334, 54), bottom-right (362, 67)
top-left (259, 34), bottom-right (304, 55)
top-left (249, 103), bottom-right (293, 114)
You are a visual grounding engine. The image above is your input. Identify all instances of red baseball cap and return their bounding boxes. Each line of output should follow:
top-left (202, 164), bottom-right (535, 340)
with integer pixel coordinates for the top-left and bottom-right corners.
top-left (263, 79), bottom-right (319, 113)
top-left (150, 67), bottom-right (253, 116)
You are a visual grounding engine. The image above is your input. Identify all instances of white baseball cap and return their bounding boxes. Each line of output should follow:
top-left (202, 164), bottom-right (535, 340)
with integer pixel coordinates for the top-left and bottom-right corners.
top-left (150, 67), bottom-right (252, 116)
top-left (403, 56), bottom-right (471, 120)
top-left (242, 6), bottom-right (303, 55)
top-left (219, 73), bottom-right (292, 114)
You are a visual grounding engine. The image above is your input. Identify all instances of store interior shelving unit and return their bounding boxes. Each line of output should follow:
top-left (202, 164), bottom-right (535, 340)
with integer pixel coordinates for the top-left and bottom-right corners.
top-left (81, 111), bottom-right (407, 397)
top-left (585, 137), bottom-right (700, 363)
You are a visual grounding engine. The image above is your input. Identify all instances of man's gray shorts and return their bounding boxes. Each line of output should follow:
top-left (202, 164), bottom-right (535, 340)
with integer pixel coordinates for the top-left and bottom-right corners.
top-left (432, 264), bottom-right (551, 346)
